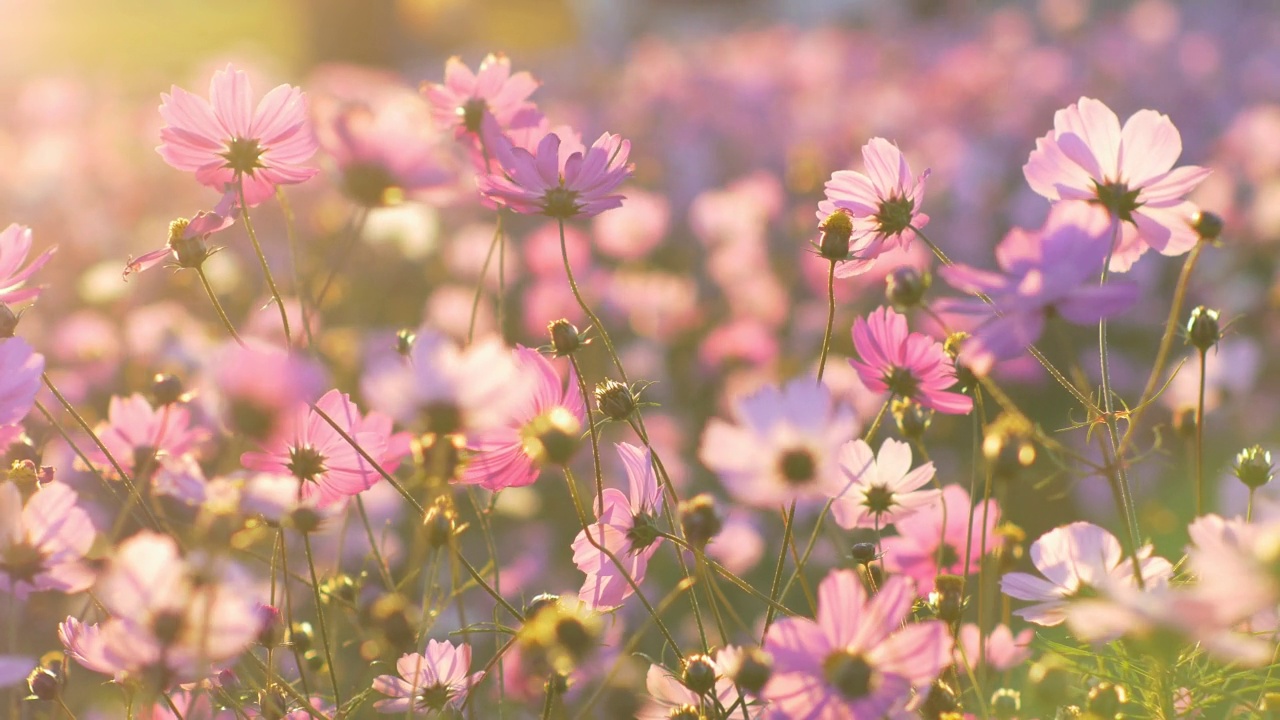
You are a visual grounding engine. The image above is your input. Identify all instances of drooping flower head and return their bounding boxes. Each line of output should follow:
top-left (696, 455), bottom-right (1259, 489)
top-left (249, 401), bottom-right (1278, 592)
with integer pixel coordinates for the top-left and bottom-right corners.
top-left (460, 346), bottom-right (585, 491)
top-left (818, 138), bottom-right (930, 277)
top-left (699, 377), bottom-right (857, 507)
top-left (0, 223), bottom-right (55, 305)
top-left (830, 437), bottom-right (941, 530)
top-left (939, 202), bottom-right (1140, 375)
top-left (850, 306), bottom-right (972, 415)
top-left (158, 63), bottom-right (319, 206)
top-left (762, 571), bottom-right (952, 718)
top-left (1000, 521), bottom-right (1173, 626)
top-left (0, 482), bottom-right (95, 599)
top-left (478, 117), bottom-right (633, 219)
top-left (241, 388), bottom-right (409, 509)
top-left (422, 54), bottom-right (541, 141)
top-left (881, 484), bottom-right (1001, 594)
top-left (1023, 97), bottom-right (1211, 271)
top-left (572, 443), bottom-right (664, 610)
top-left (371, 639), bottom-right (481, 714)
top-left (125, 189), bottom-right (237, 278)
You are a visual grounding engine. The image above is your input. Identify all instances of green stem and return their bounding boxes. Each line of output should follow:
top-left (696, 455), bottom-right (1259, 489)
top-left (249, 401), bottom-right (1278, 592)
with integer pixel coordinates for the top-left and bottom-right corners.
top-left (468, 216), bottom-right (504, 346)
top-left (816, 259), bottom-right (837, 381)
top-left (237, 178), bottom-right (291, 348)
top-left (196, 266), bottom-right (244, 346)
top-left (1196, 348), bottom-right (1207, 516)
top-left (761, 502), bottom-right (796, 643)
top-left (301, 532), bottom-right (341, 711)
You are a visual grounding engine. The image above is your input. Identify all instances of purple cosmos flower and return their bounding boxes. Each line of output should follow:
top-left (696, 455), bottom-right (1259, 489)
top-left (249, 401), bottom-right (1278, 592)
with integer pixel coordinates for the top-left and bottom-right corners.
top-left (762, 571), bottom-right (952, 719)
top-left (818, 138), bottom-right (930, 278)
top-left (0, 337), bottom-right (43, 427)
top-left (0, 481), bottom-right (95, 599)
top-left (1000, 521), bottom-right (1172, 626)
top-left (371, 639), bottom-right (481, 714)
top-left (1023, 97), bottom-right (1210, 271)
top-left (572, 443), bottom-right (664, 611)
top-left (699, 377), bottom-right (857, 507)
top-left (0, 656), bottom-right (34, 688)
top-left (830, 437), bottom-right (941, 531)
top-left (478, 116), bottom-right (634, 219)
top-left (850, 306), bottom-right (971, 415)
top-left (422, 54), bottom-right (541, 141)
top-left (880, 484), bottom-right (1001, 594)
top-left (0, 223), bottom-right (55, 304)
top-left (939, 202), bottom-right (1140, 375)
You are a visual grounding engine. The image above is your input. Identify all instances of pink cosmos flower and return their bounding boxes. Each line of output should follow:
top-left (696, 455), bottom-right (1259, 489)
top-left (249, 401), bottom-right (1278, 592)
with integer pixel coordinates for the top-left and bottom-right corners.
top-left (830, 437), bottom-right (941, 530)
top-left (0, 656), bottom-right (34, 688)
top-left (881, 485), bottom-right (1001, 594)
top-left (939, 202), bottom-right (1140, 375)
top-left (371, 639), bottom-right (481, 714)
top-left (850, 306), bottom-right (972, 415)
top-left (62, 531), bottom-right (264, 685)
top-left (140, 689), bottom-right (236, 720)
top-left (818, 138), bottom-right (930, 278)
top-left (953, 623), bottom-right (1033, 674)
top-left (87, 393), bottom-right (209, 480)
top-left (421, 54), bottom-right (541, 141)
top-left (209, 340), bottom-right (326, 441)
top-left (158, 63), bottom-right (319, 207)
top-left (1023, 97), bottom-right (1211, 271)
top-left (0, 337), bottom-right (43, 426)
top-left (241, 388), bottom-right (408, 509)
top-left (0, 481), bottom-right (95, 599)
top-left (1000, 521), bottom-right (1173, 626)
top-left (638, 648), bottom-right (758, 720)
top-left (572, 443), bottom-right (664, 611)
top-left (0, 223), bottom-right (55, 304)
top-left (124, 190), bottom-right (236, 278)
top-left (698, 377), bottom-right (857, 507)
top-left (460, 346), bottom-right (585, 491)
top-left (319, 100), bottom-right (456, 207)
top-left (478, 116), bottom-right (634, 219)
top-left (1185, 514), bottom-right (1279, 624)
top-left (762, 571), bottom-right (952, 719)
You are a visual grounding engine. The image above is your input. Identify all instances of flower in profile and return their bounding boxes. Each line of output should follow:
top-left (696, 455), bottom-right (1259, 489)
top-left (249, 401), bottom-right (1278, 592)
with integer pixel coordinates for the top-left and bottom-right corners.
top-left (0, 482), bottom-right (95, 599)
top-left (762, 571), bottom-right (952, 719)
top-left (1000, 521), bottom-right (1172, 626)
top-left (241, 388), bottom-right (407, 509)
top-left (939, 202), bottom-right (1140, 375)
top-left (830, 437), bottom-right (941, 530)
top-left (124, 190), bottom-right (236, 278)
top-left (0, 223), bottom-right (55, 304)
top-left (881, 484), bottom-right (1001, 594)
top-left (319, 100), bottom-right (456, 208)
top-left (638, 648), bottom-right (758, 719)
top-left (850, 306), bottom-right (971, 415)
top-left (818, 138), bottom-right (930, 278)
top-left (1023, 97), bottom-right (1211, 271)
top-left (478, 117), bottom-right (634, 219)
top-left (0, 337), bottom-right (43, 426)
top-left (699, 377), bottom-right (857, 507)
top-left (158, 63), bottom-right (319, 207)
top-left (421, 54), bottom-right (541, 140)
top-left (460, 346), bottom-right (584, 491)
top-left (572, 443), bottom-right (664, 611)
top-left (86, 393), bottom-right (209, 481)
top-left (371, 639), bottom-right (481, 714)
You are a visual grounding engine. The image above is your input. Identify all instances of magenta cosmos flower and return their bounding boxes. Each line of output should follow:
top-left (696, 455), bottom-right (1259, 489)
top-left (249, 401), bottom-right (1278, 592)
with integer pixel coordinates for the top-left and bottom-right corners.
top-left (320, 100), bottom-right (456, 208)
top-left (850, 306), bottom-right (971, 415)
top-left (763, 571), bottom-right (952, 719)
top-left (241, 388), bottom-right (408, 509)
top-left (699, 377), bottom-right (857, 507)
top-left (422, 54), bottom-right (541, 141)
top-left (830, 437), bottom-right (940, 531)
top-left (460, 346), bottom-right (585, 491)
top-left (1000, 521), bottom-right (1172, 627)
top-left (572, 443), bottom-right (664, 611)
top-left (939, 202), bottom-right (1140, 375)
top-left (1023, 97), bottom-right (1211, 271)
top-left (0, 337), bottom-right (43, 427)
top-left (478, 116), bottom-right (634, 219)
top-left (0, 223), bottom-right (55, 304)
top-left (371, 639), bottom-right (481, 714)
top-left (0, 481), bottom-right (95, 599)
top-left (87, 393), bottom-right (209, 480)
top-left (818, 138), bottom-right (930, 278)
top-left (158, 63), bottom-right (319, 207)
top-left (881, 484), bottom-right (1001, 594)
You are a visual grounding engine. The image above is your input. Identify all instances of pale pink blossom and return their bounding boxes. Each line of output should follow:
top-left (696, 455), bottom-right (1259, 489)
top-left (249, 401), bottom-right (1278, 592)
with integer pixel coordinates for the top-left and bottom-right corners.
top-left (830, 437), bottom-right (941, 530)
top-left (0, 481), bottom-right (95, 599)
top-left (371, 639), bottom-right (481, 714)
top-left (0, 223), bottom-right (55, 304)
top-left (881, 485), bottom-right (1001, 594)
top-left (953, 623), bottom-right (1033, 674)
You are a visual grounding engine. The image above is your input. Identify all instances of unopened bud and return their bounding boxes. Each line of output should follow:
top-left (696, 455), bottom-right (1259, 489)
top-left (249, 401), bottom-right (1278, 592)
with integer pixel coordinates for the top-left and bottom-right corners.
top-left (1235, 445), bottom-right (1274, 490)
top-left (727, 647), bottom-right (772, 695)
top-left (595, 379), bottom-right (637, 421)
top-left (395, 329), bottom-right (416, 357)
top-left (554, 614), bottom-right (597, 663)
top-left (1086, 682), bottom-right (1127, 718)
top-left (885, 266), bottom-right (930, 308)
top-left (524, 593), bottom-right (560, 619)
top-left (851, 542), bottom-right (878, 564)
top-left (1185, 306), bottom-right (1221, 353)
top-left (679, 494), bottom-right (723, 549)
top-left (892, 397), bottom-right (932, 440)
top-left (919, 680), bottom-right (960, 718)
top-left (1192, 210), bottom-right (1223, 242)
top-left (991, 688), bottom-right (1021, 719)
top-left (682, 654), bottom-right (718, 696)
top-left (169, 219), bottom-right (211, 269)
top-left (290, 622), bottom-right (315, 653)
top-left (548, 319), bottom-right (585, 357)
top-left (818, 210), bottom-right (853, 261)
top-left (26, 666), bottom-right (60, 702)
top-left (257, 605), bottom-right (285, 648)
top-left (422, 497), bottom-right (458, 549)
top-left (929, 574), bottom-right (966, 625)
top-left (151, 373), bottom-right (186, 406)
top-left (258, 687), bottom-right (288, 720)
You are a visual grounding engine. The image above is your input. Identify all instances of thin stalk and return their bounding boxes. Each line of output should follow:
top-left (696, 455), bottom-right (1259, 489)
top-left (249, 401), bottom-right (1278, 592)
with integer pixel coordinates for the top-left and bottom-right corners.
top-left (196, 266), bottom-right (244, 346)
top-left (310, 403), bottom-right (423, 515)
top-left (301, 533), bottom-right (341, 710)
top-left (468, 217), bottom-right (505, 345)
top-left (313, 206), bottom-right (368, 312)
top-left (816, 259), bottom-right (837, 381)
top-left (275, 188), bottom-right (317, 350)
top-left (454, 549), bottom-right (523, 623)
top-left (237, 178), bottom-right (291, 348)
top-left (1196, 347), bottom-right (1207, 516)
top-left (760, 502), bottom-right (797, 643)
top-left (557, 219), bottom-right (627, 382)
top-left (570, 357), bottom-right (605, 516)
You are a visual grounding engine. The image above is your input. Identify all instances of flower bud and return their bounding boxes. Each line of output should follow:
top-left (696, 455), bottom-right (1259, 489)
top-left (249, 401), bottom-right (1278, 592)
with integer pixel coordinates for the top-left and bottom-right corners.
top-left (851, 542), bottom-right (878, 564)
top-left (290, 622), bottom-right (315, 654)
top-left (595, 379), bottom-right (637, 421)
top-left (1235, 445), bottom-right (1274, 490)
top-left (0, 304), bottom-right (20, 338)
top-left (818, 210), bottom-right (853, 261)
top-left (727, 646), bottom-right (772, 694)
top-left (892, 397), bottom-right (932, 441)
top-left (289, 507), bottom-right (323, 534)
top-left (548, 319), bottom-right (585, 357)
top-left (524, 407), bottom-right (581, 466)
top-left (1192, 210), bottom-right (1223, 242)
top-left (168, 218), bottom-right (211, 269)
top-left (1185, 306), bottom-right (1221, 353)
top-left (919, 680), bottom-right (960, 718)
top-left (257, 605), bottom-right (285, 648)
top-left (26, 665), bottom-right (60, 702)
top-left (151, 373), bottom-right (186, 406)
top-left (929, 574), bottom-right (966, 625)
top-left (524, 593), bottom-right (561, 619)
top-left (678, 494), bottom-right (722, 549)
top-left (369, 593), bottom-right (417, 654)
top-left (395, 328), bottom-right (416, 357)
top-left (1086, 682), bottom-right (1127, 718)
top-left (422, 497), bottom-right (458, 549)
top-left (885, 266), bottom-right (930, 308)
top-left (258, 687), bottom-right (289, 720)
top-left (682, 654), bottom-right (718, 696)
top-left (991, 688), bottom-right (1021, 720)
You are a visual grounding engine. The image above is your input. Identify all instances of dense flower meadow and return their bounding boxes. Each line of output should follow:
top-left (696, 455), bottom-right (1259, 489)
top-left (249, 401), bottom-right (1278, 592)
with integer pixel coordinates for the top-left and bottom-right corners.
top-left (4, 2), bottom-right (1280, 718)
